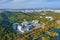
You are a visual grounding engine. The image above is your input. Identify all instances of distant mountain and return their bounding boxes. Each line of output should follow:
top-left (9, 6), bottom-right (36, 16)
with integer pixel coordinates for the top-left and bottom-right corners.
top-left (0, 8), bottom-right (60, 10)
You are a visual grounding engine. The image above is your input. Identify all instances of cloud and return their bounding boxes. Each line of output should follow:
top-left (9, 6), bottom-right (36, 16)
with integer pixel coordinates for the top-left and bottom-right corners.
top-left (0, 0), bottom-right (13, 4)
top-left (46, 0), bottom-right (60, 2)
top-left (0, 0), bottom-right (60, 9)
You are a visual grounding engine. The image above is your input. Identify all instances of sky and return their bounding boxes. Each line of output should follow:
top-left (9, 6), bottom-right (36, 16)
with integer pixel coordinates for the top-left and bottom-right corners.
top-left (0, 0), bottom-right (60, 9)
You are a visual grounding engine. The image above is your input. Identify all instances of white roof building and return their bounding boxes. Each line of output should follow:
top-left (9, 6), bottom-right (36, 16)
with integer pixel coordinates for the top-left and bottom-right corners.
top-left (12, 23), bottom-right (24, 34)
top-left (12, 20), bottom-right (45, 34)
top-left (56, 20), bottom-right (60, 24)
top-left (12, 22), bottom-right (34, 34)
top-left (32, 20), bottom-right (39, 24)
top-left (45, 16), bottom-right (53, 20)
top-left (35, 23), bottom-right (45, 29)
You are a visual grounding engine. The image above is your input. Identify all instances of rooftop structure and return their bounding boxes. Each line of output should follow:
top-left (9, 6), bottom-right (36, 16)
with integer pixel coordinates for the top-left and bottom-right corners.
top-left (56, 20), bottom-right (60, 24)
top-left (12, 20), bottom-right (45, 34)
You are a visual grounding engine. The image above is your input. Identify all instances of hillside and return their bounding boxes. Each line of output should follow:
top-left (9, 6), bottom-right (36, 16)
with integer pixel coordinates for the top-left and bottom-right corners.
top-left (0, 11), bottom-right (60, 40)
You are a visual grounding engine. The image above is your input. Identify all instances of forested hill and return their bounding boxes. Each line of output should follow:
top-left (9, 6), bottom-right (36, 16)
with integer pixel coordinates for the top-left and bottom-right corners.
top-left (0, 11), bottom-right (60, 40)
top-left (0, 11), bottom-right (34, 40)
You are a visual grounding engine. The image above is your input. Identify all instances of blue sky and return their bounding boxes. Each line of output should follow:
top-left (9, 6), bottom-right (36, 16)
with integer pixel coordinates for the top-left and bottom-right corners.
top-left (0, 0), bottom-right (60, 9)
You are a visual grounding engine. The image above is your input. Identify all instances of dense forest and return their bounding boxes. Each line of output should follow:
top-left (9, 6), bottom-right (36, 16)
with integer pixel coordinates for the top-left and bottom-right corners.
top-left (0, 11), bottom-right (33, 40)
top-left (0, 11), bottom-right (60, 40)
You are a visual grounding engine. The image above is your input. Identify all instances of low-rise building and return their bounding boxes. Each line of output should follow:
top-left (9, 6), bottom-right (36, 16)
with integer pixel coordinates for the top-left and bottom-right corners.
top-left (45, 16), bottom-right (53, 20)
top-left (12, 20), bottom-right (45, 34)
top-left (12, 23), bottom-right (34, 34)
